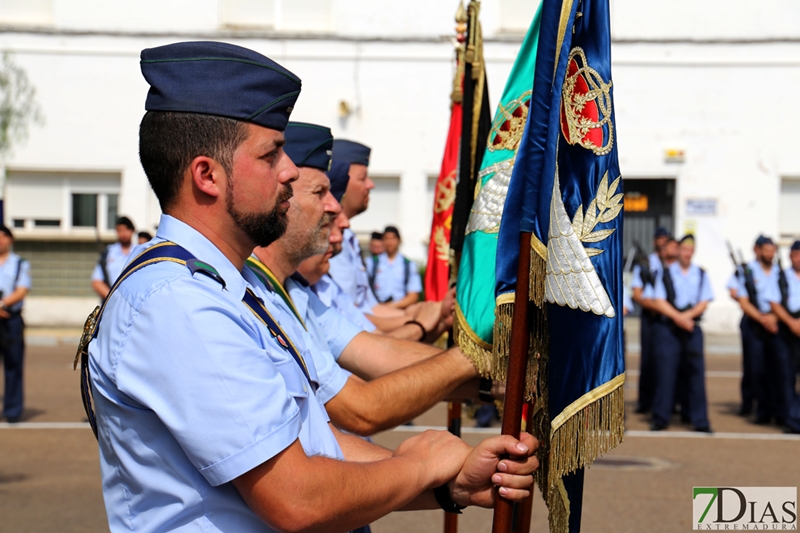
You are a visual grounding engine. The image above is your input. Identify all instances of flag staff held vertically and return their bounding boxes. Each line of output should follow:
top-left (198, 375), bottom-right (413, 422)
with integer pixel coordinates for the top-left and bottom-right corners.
top-left (491, 231), bottom-right (534, 533)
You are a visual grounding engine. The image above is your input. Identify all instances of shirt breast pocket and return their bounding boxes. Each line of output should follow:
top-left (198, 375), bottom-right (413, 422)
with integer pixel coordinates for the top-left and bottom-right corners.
top-left (272, 357), bottom-right (310, 403)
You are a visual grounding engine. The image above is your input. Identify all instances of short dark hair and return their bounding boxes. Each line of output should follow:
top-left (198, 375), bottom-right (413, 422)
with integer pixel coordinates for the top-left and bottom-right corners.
top-left (139, 111), bottom-right (249, 210)
top-left (138, 231), bottom-right (153, 241)
top-left (116, 216), bottom-right (134, 230)
top-left (370, 231), bottom-right (383, 241)
top-left (383, 225), bottom-right (401, 239)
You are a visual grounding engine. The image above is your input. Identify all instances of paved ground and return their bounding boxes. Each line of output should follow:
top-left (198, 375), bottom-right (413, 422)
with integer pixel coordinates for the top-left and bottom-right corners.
top-left (0, 326), bottom-right (798, 533)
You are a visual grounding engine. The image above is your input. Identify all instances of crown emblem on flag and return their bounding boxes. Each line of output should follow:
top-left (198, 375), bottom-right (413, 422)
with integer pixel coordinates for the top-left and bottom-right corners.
top-left (560, 47), bottom-right (614, 156)
top-left (488, 91), bottom-right (532, 152)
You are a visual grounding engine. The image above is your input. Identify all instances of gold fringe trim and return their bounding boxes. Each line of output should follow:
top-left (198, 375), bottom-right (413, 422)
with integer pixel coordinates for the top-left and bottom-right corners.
top-left (548, 375), bottom-right (625, 480)
top-left (491, 300), bottom-right (513, 385)
top-left (454, 302), bottom-right (493, 377)
top-left (533, 376), bottom-right (626, 533)
top-left (529, 239), bottom-right (547, 305)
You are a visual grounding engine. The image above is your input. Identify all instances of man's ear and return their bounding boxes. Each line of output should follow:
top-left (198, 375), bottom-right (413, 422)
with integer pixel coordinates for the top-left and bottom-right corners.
top-left (188, 156), bottom-right (224, 199)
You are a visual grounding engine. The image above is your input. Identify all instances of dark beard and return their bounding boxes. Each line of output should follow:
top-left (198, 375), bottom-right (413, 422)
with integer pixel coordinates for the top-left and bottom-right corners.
top-left (227, 181), bottom-right (294, 248)
top-left (759, 257), bottom-right (773, 268)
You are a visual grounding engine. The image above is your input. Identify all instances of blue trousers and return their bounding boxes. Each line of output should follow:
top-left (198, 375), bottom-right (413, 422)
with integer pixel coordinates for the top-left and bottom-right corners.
top-left (774, 324), bottom-right (800, 423)
top-left (740, 316), bottom-right (780, 420)
top-left (1, 313), bottom-right (25, 420)
top-left (651, 321), bottom-right (709, 429)
top-left (637, 312), bottom-right (657, 412)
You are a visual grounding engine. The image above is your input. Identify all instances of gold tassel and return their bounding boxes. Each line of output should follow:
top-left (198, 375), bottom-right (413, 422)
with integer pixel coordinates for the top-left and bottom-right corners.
top-left (453, 304), bottom-right (493, 377)
top-left (491, 300), bottom-right (514, 383)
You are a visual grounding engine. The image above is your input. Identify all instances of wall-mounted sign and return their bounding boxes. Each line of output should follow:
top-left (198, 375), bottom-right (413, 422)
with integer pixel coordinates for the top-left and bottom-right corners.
top-left (665, 148), bottom-right (685, 163)
top-left (685, 198), bottom-right (717, 216)
top-left (624, 192), bottom-right (648, 212)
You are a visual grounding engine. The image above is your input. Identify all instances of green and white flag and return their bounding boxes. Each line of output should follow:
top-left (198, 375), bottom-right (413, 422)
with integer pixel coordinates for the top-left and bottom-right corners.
top-left (454, 4), bottom-right (543, 374)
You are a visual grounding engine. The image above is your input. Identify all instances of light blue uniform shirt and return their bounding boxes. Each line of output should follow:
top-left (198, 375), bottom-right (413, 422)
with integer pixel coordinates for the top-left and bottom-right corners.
top-left (725, 260), bottom-right (779, 314)
top-left (631, 252), bottom-right (661, 290)
top-left (365, 253), bottom-right (422, 304)
top-left (327, 228), bottom-right (379, 314)
top-left (284, 276), bottom-right (363, 405)
top-left (644, 262), bottom-right (714, 308)
top-left (312, 274), bottom-right (378, 333)
top-left (91, 242), bottom-right (134, 286)
top-left (89, 215), bottom-right (343, 533)
top-left (0, 253), bottom-right (31, 313)
top-left (764, 267), bottom-right (800, 314)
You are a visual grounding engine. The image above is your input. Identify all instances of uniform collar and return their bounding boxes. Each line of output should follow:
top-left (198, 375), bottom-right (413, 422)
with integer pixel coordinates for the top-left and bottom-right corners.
top-left (154, 214), bottom-right (249, 300)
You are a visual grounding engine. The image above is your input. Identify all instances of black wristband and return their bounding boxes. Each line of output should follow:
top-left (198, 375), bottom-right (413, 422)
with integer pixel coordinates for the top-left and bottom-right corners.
top-left (434, 483), bottom-right (465, 514)
top-left (478, 377), bottom-right (494, 403)
top-left (405, 319), bottom-right (427, 341)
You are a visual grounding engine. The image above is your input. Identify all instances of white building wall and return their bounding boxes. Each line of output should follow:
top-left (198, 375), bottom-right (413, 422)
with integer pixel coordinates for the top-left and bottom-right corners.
top-left (0, 0), bottom-right (797, 331)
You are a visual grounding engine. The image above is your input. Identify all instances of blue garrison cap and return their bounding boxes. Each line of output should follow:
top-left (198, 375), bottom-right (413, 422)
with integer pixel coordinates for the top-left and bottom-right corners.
top-left (654, 226), bottom-right (669, 238)
top-left (333, 139), bottom-right (371, 167)
top-left (284, 122), bottom-right (333, 171)
top-left (327, 160), bottom-right (351, 203)
top-left (140, 41), bottom-right (301, 132)
top-left (755, 235), bottom-right (775, 247)
top-left (791, 240), bottom-right (800, 251)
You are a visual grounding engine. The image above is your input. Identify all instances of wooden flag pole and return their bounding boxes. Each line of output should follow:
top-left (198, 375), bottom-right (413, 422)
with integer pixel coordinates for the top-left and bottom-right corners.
top-left (491, 231), bottom-right (533, 533)
top-left (444, 401), bottom-right (462, 533)
top-left (512, 402), bottom-right (536, 533)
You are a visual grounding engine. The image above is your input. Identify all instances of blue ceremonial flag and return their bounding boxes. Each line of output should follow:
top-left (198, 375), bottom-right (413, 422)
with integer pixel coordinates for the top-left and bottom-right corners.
top-left (494, 0), bottom-right (625, 531)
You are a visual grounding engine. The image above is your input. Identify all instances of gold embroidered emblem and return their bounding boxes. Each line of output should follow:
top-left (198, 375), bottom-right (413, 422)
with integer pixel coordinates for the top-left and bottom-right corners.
top-left (488, 91), bottom-right (532, 153)
top-left (433, 225), bottom-right (450, 262)
top-left (570, 171), bottom-right (622, 257)
top-left (434, 170), bottom-right (457, 214)
top-left (560, 47), bottom-right (614, 156)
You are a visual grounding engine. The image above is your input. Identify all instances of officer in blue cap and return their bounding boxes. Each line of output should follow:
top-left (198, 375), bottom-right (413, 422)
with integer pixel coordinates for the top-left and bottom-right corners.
top-left (326, 139), bottom-right (381, 314)
top-left (631, 226), bottom-right (671, 414)
top-left (765, 239), bottom-right (800, 432)
top-left (305, 160), bottom-right (387, 332)
top-left (249, 122), bottom-right (483, 438)
top-left (644, 235), bottom-right (714, 432)
top-left (87, 43), bottom-right (538, 533)
top-left (726, 235), bottom-right (782, 422)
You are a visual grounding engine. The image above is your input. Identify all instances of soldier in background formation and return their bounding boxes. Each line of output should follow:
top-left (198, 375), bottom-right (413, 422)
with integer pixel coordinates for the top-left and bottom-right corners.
top-left (0, 225), bottom-right (31, 424)
top-left (766, 240), bottom-right (800, 433)
top-left (90, 216), bottom-right (135, 299)
top-left (366, 225), bottom-right (423, 309)
top-left (726, 236), bottom-right (800, 430)
top-left (727, 235), bottom-right (795, 427)
top-left (631, 226), bottom-right (669, 414)
top-left (643, 235), bottom-right (714, 432)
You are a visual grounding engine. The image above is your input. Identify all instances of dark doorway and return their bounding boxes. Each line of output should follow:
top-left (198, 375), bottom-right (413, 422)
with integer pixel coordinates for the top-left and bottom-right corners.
top-left (623, 178), bottom-right (676, 258)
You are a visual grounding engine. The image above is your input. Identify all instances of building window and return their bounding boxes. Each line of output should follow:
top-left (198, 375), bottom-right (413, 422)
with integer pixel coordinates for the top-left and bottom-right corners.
top-left (780, 177), bottom-right (800, 239)
top-left (5, 170), bottom-right (121, 233)
top-left (106, 193), bottom-right (119, 230)
top-left (34, 219), bottom-right (60, 227)
top-left (72, 193), bottom-right (98, 227)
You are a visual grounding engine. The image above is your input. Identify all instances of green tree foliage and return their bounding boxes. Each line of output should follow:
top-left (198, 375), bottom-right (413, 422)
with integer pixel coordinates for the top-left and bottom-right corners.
top-left (0, 52), bottom-right (42, 158)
